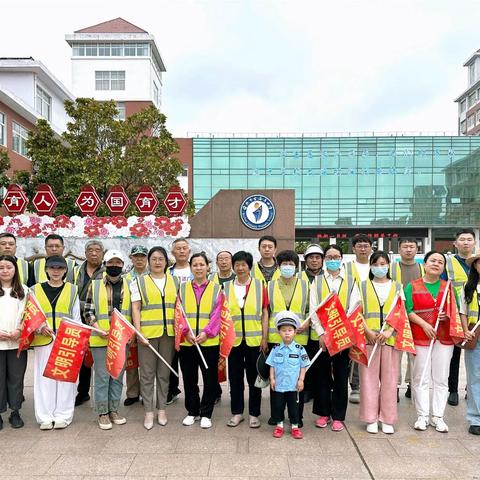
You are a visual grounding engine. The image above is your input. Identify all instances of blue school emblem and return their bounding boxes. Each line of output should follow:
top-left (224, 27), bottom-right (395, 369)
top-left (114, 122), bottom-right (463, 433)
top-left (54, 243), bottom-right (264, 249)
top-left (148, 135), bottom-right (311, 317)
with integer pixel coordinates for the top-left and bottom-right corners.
top-left (240, 194), bottom-right (276, 230)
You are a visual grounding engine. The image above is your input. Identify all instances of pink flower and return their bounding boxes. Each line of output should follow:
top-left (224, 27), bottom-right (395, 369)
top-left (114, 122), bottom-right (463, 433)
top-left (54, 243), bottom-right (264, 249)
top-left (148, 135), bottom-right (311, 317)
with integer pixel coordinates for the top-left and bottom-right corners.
top-left (84, 217), bottom-right (94, 226)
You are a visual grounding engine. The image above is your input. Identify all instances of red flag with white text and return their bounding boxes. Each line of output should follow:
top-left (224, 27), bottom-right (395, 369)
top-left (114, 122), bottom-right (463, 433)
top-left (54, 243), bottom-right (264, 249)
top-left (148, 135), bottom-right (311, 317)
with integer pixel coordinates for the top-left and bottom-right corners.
top-left (105, 310), bottom-right (134, 379)
top-left (43, 319), bottom-right (91, 382)
top-left (174, 296), bottom-right (188, 352)
top-left (347, 303), bottom-right (368, 366)
top-left (384, 296), bottom-right (416, 355)
top-left (17, 293), bottom-right (47, 356)
top-left (218, 291), bottom-right (236, 382)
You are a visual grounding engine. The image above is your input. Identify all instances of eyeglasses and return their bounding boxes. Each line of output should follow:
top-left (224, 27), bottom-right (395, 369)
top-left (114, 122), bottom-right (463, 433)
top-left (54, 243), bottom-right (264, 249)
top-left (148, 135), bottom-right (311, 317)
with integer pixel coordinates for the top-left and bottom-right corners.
top-left (325, 256), bottom-right (342, 261)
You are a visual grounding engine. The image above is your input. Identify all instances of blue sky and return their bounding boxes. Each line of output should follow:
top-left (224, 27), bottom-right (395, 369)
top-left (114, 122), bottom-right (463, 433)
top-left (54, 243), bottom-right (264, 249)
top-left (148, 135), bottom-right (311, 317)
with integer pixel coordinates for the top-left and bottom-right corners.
top-left (1, 0), bottom-right (478, 136)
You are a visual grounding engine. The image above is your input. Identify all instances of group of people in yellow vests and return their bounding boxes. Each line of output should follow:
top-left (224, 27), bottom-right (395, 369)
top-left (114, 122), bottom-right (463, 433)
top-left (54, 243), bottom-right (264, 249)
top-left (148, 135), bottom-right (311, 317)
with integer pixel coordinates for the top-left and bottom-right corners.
top-left (0, 229), bottom-right (479, 439)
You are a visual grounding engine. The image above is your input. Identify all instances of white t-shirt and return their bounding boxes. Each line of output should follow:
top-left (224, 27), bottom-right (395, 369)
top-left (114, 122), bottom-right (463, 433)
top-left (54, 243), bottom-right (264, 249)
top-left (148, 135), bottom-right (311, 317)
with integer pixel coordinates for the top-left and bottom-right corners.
top-left (372, 280), bottom-right (392, 306)
top-left (0, 285), bottom-right (28, 350)
top-left (234, 283), bottom-right (248, 308)
top-left (170, 266), bottom-right (192, 284)
top-left (354, 261), bottom-right (371, 282)
top-left (130, 276), bottom-right (167, 302)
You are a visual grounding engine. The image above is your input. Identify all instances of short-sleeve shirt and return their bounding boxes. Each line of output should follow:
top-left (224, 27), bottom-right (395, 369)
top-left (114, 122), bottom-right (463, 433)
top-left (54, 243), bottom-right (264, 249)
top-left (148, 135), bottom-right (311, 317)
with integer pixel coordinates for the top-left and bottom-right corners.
top-left (266, 342), bottom-right (310, 392)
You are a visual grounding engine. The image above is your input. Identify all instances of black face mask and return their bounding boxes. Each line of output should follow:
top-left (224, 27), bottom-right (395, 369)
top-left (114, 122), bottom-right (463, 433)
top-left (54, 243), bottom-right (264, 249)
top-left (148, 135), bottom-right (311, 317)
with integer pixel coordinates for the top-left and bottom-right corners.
top-left (106, 265), bottom-right (123, 277)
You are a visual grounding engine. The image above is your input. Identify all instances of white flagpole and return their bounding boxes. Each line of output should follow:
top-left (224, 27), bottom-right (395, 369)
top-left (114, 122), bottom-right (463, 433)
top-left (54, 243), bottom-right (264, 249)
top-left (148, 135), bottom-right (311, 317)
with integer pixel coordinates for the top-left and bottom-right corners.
top-left (461, 319), bottom-right (480, 347)
top-left (177, 301), bottom-right (209, 370)
top-left (299, 292), bottom-right (335, 330)
top-left (114, 309), bottom-right (179, 377)
top-left (419, 280), bottom-right (451, 386)
top-left (305, 348), bottom-right (323, 372)
top-left (367, 295), bottom-right (399, 367)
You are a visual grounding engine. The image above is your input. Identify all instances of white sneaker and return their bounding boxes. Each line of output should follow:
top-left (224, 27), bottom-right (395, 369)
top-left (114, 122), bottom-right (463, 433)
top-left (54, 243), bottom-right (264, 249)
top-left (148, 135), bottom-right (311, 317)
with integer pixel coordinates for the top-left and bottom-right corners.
top-left (366, 422), bottom-right (378, 434)
top-left (414, 416), bottom-right (428, 431)
top-left (381, 423), bottom-right (394, 434)
top-left (39, 421), bottom-right (53, 430)
top-left (200, 417), bottom-right (212, 429)
top-left (430, 416), bottom-right (448, 433)
top-left (144, 412), bottom-right (154, 430)
top-left (53, 420), bottom-right (68, 430)
top-left (182, 415), bottom-right (200, 426)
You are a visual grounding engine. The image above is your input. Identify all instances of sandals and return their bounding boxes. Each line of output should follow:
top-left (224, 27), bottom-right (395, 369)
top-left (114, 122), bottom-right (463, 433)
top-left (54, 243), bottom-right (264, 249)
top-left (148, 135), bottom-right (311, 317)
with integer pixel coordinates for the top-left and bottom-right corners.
top-left (249, 416), bottom-right (261, 428)
top-left (227, 415), bottom-right (244, 427)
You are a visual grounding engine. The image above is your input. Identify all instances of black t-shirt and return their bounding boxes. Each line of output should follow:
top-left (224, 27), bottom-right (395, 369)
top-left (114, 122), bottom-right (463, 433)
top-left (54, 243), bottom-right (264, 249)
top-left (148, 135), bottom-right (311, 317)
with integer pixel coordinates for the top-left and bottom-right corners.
top-left (41, 282), bottom-right (65, 332)
top-left (218, 273), bottom-right (236, 286)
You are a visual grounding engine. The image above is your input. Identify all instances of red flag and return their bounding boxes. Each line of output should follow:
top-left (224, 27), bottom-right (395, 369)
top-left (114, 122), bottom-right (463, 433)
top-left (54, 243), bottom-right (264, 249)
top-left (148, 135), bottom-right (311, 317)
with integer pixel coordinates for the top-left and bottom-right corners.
top-left (105, 310), bottom-right (134, 379)
top-left (174, 296), bottom-right (188, 352)
top-left (126, 345), bottom-right (139, 370)
top-left (315, 294), bottom-right (356, 356)
top-left (17, 293), bottom-right (47, 356)
top-left (347, 303), bottom-right (368, 366)
top-left (446, 285), bottom-right (465, 344)
top-left (218, 291), bottom-right (236, 383)
top-left (384, 296), bottom-right (416, 355)
top-left (43, 319), bottom-right (91, 382)
top-left (84, 348), bottom-right (94, 368)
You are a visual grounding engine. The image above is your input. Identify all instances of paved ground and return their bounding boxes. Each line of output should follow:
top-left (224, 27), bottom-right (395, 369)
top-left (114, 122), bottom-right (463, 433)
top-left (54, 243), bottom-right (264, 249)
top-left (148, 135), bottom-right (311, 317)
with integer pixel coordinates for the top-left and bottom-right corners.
top-left (0, 352), bottom-right (479, 479)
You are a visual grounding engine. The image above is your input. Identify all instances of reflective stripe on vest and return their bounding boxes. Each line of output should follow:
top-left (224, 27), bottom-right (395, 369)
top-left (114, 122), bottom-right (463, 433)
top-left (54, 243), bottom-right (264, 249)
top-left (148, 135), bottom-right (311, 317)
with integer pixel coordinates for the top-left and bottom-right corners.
top-left (179, 281), bottom-right (221, 347)
top-left (137, 274), bottom-right (179, 339)
top-left (310, 274), bottom-right (354, 340)
top-left (345, 262), bottom-right (360, 284)
top-left (390, 262), bottom-right (425, 283)
top-left (30, 282), bottom-right (78, 347)
top-left (17, 258), bottom-right (28, 285)
top-left (224, 278), bottom-right (263, 347)
top-left (34, 258), bottom-right (76, 284)
top-left (360, 279), bottom-right (402, 347)
top-left (466, 289), bottom-right (480, 326)
top-left (446, 256), bottom-right (469, 295)
top-left (268, 278), bottom-right (309, 345)
top-left (251, 263), bottom-right (280, 285)
top-left (90, 278), bottom-right (132, 347)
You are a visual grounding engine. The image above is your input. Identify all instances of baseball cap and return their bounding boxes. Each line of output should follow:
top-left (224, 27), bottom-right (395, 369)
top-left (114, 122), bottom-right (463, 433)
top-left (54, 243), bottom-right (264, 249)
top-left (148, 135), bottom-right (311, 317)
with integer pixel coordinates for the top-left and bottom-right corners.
top-left (130, 245), bottom-right (148, 256)
top-left (104, 249), bottom-right (125, 264)
top-left (304, 244), bottom-right (324, 258)
top-left (45, 256), bottom-right (67, 269)
top-left (274, 310), bottom-right (301, 329)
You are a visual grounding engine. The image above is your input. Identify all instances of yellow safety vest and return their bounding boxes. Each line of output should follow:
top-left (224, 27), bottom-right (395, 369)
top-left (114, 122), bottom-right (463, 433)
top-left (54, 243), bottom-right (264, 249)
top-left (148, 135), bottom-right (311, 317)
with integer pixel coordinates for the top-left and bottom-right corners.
top-left (359, 279), bottom-right (402, 347)
top-left (123, 270), bottom-right (148, 283)
top-left (179, 281), bottom-right (221, 347)
top-left (224, 278), bottom-right (263, 347)
top-left (251, 263), bottom-right (280, 284)
top-left (267, 278), bottom-right (309, 345)
top-left (297, 270), bottom-right (314, 284)
top-left (310, 273), bottom-right (354, 340)
top-left (446, 255), bottom-right (469, 296)
top-left (466, 289), bottom-right (480, 326)
top-left (390, 261), bottom-right (424, 284)
top-left (17, 258), bottom-right (29, 285)
top-left (344, 261), bottom-right (361, 285)
top-left (136, 274), bottom-right (179, 338)
top-left (208, 272), bottom-right (235, 286)
top-left (34, 257), bottom-right (77, 284)
top-left (30, 282), bottom-right (78, 347)
top-left (89, 278), bottom-right (132, 347)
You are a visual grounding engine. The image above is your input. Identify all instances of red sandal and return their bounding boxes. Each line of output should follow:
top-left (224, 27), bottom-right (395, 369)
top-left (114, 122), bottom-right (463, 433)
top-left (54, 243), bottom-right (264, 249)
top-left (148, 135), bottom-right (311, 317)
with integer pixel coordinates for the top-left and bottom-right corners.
top-left (291, 428), bottom-right (303, 439)
top-left (273, 426), bottom-right (284, 438)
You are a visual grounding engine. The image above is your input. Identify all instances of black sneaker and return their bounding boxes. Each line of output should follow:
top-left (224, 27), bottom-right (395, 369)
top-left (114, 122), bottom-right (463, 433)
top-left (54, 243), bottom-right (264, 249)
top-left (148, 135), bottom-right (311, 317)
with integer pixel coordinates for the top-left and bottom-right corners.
top-left (469, 425), bottom-right (480, 435)
top-left (75, 394), bottom-right (90, 407)
top-left (268, 417), bottom-right (276, 426)
top-left (448, 392), bottom-right (459, 406)
top-left (405, 385), bottom-right (411, 399)
top-left (8, 411), bottom-right (24, 429)
top-left (123, 396), bottom-right (140, 406)
top-left (166, 390), bottom-right (181, 405)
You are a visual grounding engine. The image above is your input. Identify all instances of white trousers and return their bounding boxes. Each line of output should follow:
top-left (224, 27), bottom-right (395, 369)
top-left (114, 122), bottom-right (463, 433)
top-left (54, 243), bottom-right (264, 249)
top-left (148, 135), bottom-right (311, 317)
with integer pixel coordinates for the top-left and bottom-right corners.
top-left (33, 344), bottom-right (76, 425)
top-left (411, 342), bottom-right (454, 418)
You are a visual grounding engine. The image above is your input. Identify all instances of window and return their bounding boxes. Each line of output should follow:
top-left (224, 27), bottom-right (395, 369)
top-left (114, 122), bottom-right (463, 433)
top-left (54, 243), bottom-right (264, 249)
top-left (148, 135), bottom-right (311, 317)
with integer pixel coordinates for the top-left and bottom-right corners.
top-left (468, 91), bottom-right (477, 108)
top-left (467, 115), bottom-right (475, 130)
top-left (0, 112), bottom-right (5, 146)
top-left (95, 71), bottom-right (125, 90)
top-left (137, 43), bottom-right (149, 56)
top-left (469, 63), bottom-right (476, 85)
top-left (73, 43), bottom-right (85, 56)
top-left (73, 42), bottom-right (149, 57)
top-left (85, 44), bottom-right (98, 56)
top-left (124, 44), bottom-right (136, 56)
top-left (98, 43), bottom-right (111, 56)
top-left (461, 120), bottom-right (467, 134)
top-left (35, 86), bottom-right (51, 121)
top-left (115, 102), bottom-right (126, 121)
top-left (12, 122), bottom-right (29, 157)
top-left (111, 44), bottom-right (123, 56)
top-left (460, 99), bottom-right (467, 113)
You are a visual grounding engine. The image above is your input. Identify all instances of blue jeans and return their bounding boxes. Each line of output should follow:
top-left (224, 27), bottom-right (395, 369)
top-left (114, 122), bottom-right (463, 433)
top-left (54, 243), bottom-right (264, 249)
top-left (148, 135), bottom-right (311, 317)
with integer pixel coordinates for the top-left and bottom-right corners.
top-left (465, 342), bottom-right (480, 426)
top-left (92, 347), bottom-right (125, 415)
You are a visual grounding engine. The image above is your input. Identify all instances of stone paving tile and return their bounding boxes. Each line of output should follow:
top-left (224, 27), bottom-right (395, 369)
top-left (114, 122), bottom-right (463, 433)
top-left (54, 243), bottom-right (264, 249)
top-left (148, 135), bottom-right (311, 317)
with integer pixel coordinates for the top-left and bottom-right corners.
top-left (27, 436), bottom-right (101, 454)
top-left (389, 436), bottom-right (471, 457)
top-left (47, 454), bottom-right (135, 476)
top-left (127, 454), bottom-right (211, 477)
top-left (176, 434), bottom-right (238, 453)
top-left (0, 454), bottom-right (60, 476)
top-left (288, 455), bottom-right (369, 478)
top-left (440, 457), bottom-right (480, 480)
top-left (101, 434), bottom-right (179, 453)
top-left (364, 454), bottom-right (455, 478)
top-left (209, 454), bottom-right (289, 477)
top-left (247, 435), bottom-right (322, 454)
top-left (353, 437), bottom-right (398, 456)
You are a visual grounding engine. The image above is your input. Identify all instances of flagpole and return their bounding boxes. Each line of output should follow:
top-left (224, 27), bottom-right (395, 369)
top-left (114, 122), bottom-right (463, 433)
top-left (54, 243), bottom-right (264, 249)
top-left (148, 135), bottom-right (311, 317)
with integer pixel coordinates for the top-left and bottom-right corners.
top-left (177, 301), bottom-right (209, 370)
top-left (461, 319), bottom-right (480, 347)
top-left (113, 309), bottom-right (179, 377)
top-left (305, 348), bottom-right (323, 372)
top-left (61, 317), bottom-right (106, 336)
top-left (367, 295), bottom-right (399, 367)
top-left (419, 280), bottom-right (451, 386)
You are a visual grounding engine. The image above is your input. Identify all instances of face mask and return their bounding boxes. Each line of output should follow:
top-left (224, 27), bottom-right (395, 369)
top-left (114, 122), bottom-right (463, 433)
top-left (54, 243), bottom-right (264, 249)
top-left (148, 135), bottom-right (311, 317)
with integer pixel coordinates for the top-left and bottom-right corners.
top-left (371, 266), bottom-right (389, 278)
top-left (280, 265), bottom-right (296, 278)
top-left (106, 265), bottom-right (123, 277)
top-left (325, 259), bottom-right (342, 271)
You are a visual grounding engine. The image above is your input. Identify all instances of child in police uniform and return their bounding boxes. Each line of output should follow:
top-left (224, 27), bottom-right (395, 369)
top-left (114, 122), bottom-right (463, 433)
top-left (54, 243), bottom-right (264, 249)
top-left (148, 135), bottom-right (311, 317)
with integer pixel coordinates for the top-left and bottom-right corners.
top-left (267, 311), bottom-right (310, 439)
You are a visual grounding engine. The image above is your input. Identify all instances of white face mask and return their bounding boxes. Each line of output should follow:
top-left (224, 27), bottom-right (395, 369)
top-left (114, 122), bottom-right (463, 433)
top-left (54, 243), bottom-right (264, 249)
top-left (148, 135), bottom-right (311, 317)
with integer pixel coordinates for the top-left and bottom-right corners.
top-left (280, 265), bottom-right (296, 278)
top-left (371, 266), bottom-right (389, 278)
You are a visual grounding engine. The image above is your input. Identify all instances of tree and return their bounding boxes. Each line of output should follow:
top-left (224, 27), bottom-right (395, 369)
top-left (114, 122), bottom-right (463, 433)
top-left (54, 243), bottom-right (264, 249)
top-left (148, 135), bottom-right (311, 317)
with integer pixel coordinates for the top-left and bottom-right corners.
top-left (19, 98), bottom-right (194, 217)
top-left (0, 149), bottom-right (12, 189)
